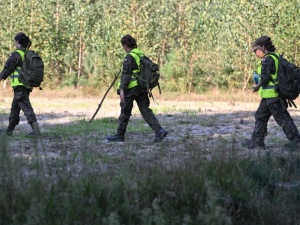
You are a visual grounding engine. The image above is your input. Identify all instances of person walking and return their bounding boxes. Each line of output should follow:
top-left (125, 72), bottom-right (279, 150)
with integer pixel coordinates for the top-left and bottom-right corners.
top-left (0, 32), bottom-right (41, 136)
top-left (248, 35), bottom-right (299, 150)
top-left (106, 34), bottom-right (168, 142)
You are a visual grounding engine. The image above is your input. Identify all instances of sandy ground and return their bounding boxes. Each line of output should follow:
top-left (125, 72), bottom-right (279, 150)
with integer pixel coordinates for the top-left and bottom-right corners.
top-left (0, 93), bottom-right (300, 167)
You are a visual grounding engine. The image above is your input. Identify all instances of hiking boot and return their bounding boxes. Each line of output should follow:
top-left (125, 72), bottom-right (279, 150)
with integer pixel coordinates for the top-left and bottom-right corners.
top-left (154, 129), bottom-right (168, 143)
top-left (106, 134), bottom-right (125, 142)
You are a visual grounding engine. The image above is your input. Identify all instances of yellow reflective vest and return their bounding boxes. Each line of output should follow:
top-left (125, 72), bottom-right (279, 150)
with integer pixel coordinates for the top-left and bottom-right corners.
top-left (118, 48), bottom-right (144, 89)
top-left (257, 53), bottom-right (279, 98)
top-left (10, 50), bottom-right (26, 87)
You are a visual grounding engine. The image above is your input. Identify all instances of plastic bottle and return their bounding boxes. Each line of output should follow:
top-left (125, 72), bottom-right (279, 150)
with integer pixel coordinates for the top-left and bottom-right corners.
top-left (253, 71), bottom-right (259, 85)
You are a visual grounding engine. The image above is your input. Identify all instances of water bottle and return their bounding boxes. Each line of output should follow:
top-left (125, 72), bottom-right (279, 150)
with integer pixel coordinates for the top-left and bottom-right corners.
top-left (253, 71), bottom-right (259, 85)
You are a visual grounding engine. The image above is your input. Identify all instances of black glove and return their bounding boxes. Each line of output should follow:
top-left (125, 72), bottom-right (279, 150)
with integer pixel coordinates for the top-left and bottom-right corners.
top-left (117, 88), bottom-right (120, 95)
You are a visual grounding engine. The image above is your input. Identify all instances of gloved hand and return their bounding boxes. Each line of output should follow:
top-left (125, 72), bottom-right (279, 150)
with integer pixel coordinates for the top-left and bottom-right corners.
top-left (117, 88), bottom-right (120, 95)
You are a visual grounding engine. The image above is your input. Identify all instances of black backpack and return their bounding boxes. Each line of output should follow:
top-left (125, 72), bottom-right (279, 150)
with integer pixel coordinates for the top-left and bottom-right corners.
top-left (267, 53), bottom-right (300, 108)
top-left (138, 56), bottom-right (161, 92)
top-left (16, 50), bottom-right (44, 88)
top-left (131, 52), bottom-right (161, 95)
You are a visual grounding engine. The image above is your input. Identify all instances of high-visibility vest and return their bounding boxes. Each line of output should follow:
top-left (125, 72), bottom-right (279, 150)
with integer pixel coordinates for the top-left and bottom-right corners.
top-left (10, 50), bottom-right (25, 87)
top-left (257, 53), bottom-right (279, 98)
top-left (118, 48), bottom-right (144, 89)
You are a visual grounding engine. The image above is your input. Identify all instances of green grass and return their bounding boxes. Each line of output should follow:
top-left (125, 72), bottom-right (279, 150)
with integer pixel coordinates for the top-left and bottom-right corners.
top-left (1, 129), bottom-right (300, 225)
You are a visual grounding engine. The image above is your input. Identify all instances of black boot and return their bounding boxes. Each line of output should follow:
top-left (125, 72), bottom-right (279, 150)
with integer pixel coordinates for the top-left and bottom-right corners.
top-left (106, 133), bottom-right (125, 142)
top-left (154, 129), bottom-right (168, 142)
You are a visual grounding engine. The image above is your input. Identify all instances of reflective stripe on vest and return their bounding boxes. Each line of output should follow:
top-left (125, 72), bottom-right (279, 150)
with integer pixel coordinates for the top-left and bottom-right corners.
top-left (257, 53), bottom-right (279, 98)
top-left (11, 50), bottom-right (25, 87)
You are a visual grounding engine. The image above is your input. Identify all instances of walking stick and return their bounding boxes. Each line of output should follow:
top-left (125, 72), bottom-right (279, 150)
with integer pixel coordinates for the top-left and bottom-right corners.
top-left (89, 69), bottom-right (121, 123)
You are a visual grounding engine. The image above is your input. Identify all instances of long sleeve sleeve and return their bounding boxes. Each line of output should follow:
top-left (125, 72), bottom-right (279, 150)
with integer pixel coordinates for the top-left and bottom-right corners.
top-left (0, 51), bottom-right (22, 80)
top-left (260, 56), bottom-right (276, 87)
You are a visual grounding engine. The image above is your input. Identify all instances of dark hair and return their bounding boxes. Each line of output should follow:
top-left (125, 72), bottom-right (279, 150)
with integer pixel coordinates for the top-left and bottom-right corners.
top-left (121, 34), bottom-right (137, 48)
top-left (14, 32), bottom-right (31, 48)
top-left (252, 35), bottom-right (276, 52)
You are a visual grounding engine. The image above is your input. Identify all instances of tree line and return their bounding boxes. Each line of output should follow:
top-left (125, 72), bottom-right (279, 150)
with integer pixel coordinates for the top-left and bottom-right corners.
top-left (0, 0), bottom-right (299, 93)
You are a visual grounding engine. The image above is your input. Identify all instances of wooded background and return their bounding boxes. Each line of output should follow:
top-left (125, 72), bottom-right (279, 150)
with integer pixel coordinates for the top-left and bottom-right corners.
top-left (0, 0), bottom-right (299, 93)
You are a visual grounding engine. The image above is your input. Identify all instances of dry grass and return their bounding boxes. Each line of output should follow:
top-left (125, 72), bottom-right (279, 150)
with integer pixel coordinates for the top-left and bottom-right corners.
top-left (1, 85), bottom-right (262, 102)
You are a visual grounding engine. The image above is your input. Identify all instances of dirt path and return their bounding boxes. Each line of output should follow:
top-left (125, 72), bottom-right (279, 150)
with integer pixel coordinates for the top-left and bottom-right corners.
top-left (1, 96), bottom-right (299, 166)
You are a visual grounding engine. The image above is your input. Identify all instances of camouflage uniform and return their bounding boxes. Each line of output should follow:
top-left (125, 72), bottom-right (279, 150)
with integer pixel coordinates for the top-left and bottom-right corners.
top-left (251, 97), bottom-right (299, 147)
top-left (250, 54), bottom-right (299, 148)
top-left (107, 48), bottom-right (167, 142)
top-left (0, 47), bottom-right (38, 133)
top-left (117, 53), bottom-right (162, 135)
top-left (118, 86), bottom-right (162, 135)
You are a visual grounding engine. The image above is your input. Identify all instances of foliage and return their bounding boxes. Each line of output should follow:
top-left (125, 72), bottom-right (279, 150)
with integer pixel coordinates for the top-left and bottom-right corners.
top-left (1, 0), bottom-right (300, 93)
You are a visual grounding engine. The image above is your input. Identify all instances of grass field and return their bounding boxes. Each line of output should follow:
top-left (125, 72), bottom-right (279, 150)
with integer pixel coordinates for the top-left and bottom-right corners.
top-left (0, 87), bottom-right (300, 225)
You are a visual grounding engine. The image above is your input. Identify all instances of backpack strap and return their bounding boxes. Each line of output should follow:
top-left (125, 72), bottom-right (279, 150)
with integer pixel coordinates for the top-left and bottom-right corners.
top-left (157, 83), bottom-right (161, 94)
top-left (287, 99), bottom-right (297, 108)
top-left (148, 89), bottom-right (159, 105)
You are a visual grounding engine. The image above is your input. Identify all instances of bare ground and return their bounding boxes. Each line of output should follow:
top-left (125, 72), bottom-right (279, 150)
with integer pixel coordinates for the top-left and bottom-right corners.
top-left (1, 93), bottom-right (300, 169)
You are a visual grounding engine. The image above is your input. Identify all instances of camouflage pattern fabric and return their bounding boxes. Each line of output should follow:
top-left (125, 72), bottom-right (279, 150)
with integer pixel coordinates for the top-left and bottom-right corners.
top-left (117, 86), bottom-right (162, 135)
top-left (250, 97), bottom-right (299, 147)
top-left (8, 86), bottom-right (37, 127)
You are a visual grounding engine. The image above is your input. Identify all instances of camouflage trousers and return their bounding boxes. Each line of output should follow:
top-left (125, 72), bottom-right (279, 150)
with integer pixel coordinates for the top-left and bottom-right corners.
top-left (117, 87), bottom-right (162, 135)
top-left (250, 97), bottom-right (299, 146)
top-left (8, 86), bottom-right (37, 129)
